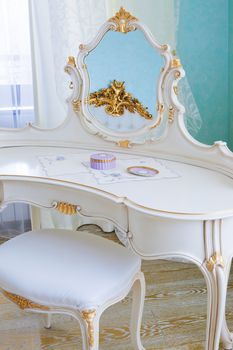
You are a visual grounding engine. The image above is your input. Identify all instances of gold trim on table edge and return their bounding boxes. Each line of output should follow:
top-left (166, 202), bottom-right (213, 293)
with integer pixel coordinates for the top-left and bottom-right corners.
top-left (81, 309), bottom-right (97, 347)
top-left (89, 80), bottom-right (153, 120)
top-left (3, 290), bottom-right (49, 311)
top-left (109, 7), bottom-right (138, 33)
top-left (1, 173), bottom-right (233, 217)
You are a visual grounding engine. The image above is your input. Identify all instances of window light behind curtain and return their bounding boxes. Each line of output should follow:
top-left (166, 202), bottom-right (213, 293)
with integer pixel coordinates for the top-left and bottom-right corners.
top-left (0, 0), bottom-right (33, 237)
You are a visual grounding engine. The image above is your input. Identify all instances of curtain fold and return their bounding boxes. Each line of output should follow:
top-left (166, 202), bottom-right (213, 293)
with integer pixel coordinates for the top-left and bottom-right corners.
top-left (0, 0), bottom-right (33, 237)
top-left (29, 0), bottom-right (108, 128)
top-left (28, 0), bottom-right (108, 229)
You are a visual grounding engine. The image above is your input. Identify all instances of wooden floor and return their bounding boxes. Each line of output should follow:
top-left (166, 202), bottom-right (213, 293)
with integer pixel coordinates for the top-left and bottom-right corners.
top-left (0, 225), bottom-right (233, 350)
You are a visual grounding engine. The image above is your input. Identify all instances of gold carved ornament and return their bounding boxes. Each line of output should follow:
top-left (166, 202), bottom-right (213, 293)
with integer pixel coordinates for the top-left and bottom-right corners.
top-left (3, 290), bottom-right (49, 311)
top-left (53, 201), bottom-right (81, 215)
top-left (65, 56), bottom-right (81, 112)
top-left (171, 58), bottom-right (182, 69)
top-left (72, 99), bottom-right (81, 112)
top-left (173, 86), bottom-right (178, 95)
top-left (67, 56), bottom-right (76, 68)
top-left (118, 140), bottom-right (130, 148)
top-left (89, 80), bottom-right (153, 120)
top-left (168, 106), bottom-right (175, 123)
top-left (150, 103), bottom-right (164, 129)
top-left (109, 7), bottom-right (138, 33)
top-left (206, 252), bottom-right (225, 272)
top-left (81, 309), bottom-right (97, 347)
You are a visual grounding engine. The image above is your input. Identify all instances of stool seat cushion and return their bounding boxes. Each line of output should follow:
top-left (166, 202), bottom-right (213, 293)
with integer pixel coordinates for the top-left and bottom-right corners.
top-left (0, 229), bottom-right (140, 310)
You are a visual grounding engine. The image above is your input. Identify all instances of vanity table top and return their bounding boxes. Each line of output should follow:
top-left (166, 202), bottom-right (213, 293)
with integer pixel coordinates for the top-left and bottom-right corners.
top-left (1, 146), bottom-right (233, 220)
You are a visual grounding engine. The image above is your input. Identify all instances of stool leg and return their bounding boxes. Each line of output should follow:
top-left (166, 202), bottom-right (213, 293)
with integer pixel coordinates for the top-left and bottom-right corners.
top-left (79, 310), bottom-right (100, 350)
top-left (44, 313), bottom-right (52, 329)
top-left (130, 272), bottom-right (145, 350)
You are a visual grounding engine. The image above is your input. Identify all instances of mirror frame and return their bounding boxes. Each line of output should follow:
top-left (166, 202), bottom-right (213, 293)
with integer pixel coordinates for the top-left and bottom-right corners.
top-left (75, 7), bottom-right (182, 146)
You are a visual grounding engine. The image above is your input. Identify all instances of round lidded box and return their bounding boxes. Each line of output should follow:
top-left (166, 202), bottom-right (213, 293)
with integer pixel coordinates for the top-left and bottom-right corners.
top-left (90, 153), bottom-right (116, 170)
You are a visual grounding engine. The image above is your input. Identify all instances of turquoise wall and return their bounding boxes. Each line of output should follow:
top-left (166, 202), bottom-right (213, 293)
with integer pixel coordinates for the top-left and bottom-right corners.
top-left (229, 0), bottom-right (233, 149)
top-left (177, 0), bottom-right (229, 146)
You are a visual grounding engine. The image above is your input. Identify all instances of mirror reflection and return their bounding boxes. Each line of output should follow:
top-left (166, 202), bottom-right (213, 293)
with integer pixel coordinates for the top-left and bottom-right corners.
top-left (85, 30), bottom-right (164, 132)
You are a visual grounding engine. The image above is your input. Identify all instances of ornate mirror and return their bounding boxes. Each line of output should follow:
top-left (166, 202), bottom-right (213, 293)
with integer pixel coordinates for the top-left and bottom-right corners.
top-left (69, 7), bottom-right (183, 147)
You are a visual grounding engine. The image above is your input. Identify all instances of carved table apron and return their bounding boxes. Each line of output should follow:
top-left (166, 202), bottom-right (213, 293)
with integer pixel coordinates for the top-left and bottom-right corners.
top-left (1, 146), bottom-right (233, 350)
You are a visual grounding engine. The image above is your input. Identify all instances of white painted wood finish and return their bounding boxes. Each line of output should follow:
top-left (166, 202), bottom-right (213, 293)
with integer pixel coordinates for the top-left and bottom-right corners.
top-left (0, 10), bottom-right (233, 350)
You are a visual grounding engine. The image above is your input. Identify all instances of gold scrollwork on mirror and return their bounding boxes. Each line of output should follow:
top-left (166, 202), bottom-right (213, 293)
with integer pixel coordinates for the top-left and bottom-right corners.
top-left (109, 7), bottom-right (138, 33)
top-left (89, 80), bottom-right (152, 120)
top-left (73, 6), bottom-right (184, 145)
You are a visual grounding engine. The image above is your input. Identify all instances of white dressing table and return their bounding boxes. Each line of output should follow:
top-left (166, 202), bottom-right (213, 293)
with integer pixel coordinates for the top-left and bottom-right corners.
top-left (0, 8), bottom-right (233, 350)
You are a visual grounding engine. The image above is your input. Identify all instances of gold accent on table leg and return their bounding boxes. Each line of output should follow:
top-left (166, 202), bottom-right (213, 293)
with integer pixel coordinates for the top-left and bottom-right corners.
top-left (53, 202), bottom-right (81, 215)
top-left (3, 290), bottom-right (49, 311)
top-left (67, 56), bottom-right (76, 67)
top-left (118, 140), bottom-right (130, 148)
top-left (206, 253), bottom-right (225, 272)
top-left (89, 80), bottom-right (153, 120)
top-left (109, 7), bottom-right (138, 33)
top-left (81, 309), bottom-right (97, 347)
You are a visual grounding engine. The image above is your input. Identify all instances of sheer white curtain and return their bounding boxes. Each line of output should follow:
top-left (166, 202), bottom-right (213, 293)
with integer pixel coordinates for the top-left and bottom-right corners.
top-left (0, 0), bottom-right (33, 237)
top-left (0, 0), bottom-right (32, 86)
top-left (29, 0), bottom-right (108, 128)
top-left (28, 0), bottom-right (108, 229)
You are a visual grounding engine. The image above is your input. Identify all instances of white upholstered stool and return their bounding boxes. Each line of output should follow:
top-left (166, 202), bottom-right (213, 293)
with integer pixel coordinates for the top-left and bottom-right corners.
top-left (0, 229), bottom-right (145, 349)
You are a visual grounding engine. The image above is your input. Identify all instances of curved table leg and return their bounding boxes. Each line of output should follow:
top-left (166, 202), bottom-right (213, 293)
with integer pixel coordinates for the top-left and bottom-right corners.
top-left (221, 258), bottom-right (233, 350)
top-left (203, 258), bottom-right (228, 350)
top-left (221, 317), bottom-right (233, 350)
